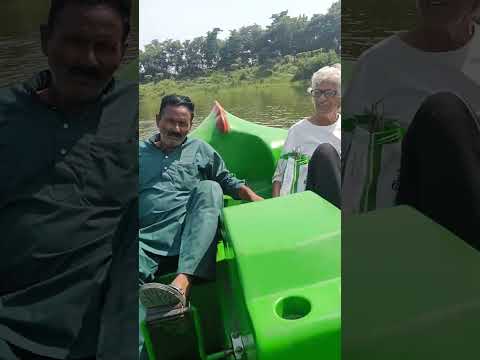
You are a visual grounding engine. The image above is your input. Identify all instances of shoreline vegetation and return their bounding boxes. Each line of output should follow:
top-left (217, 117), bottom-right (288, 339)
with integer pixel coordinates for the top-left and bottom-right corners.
top-left (139, 2), bottom-right (339, 84)
top-left (140, 49), bottom-right (340, 101)
top-left (139, 1), bottom-right (340, 133)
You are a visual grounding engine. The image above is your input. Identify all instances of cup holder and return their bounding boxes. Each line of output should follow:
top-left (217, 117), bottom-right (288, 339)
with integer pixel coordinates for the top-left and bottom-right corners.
top-left (275, 296), bottom-right (311, 320)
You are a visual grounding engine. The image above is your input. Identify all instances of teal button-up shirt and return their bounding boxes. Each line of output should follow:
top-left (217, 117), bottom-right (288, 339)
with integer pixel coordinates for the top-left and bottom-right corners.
top-left (139, 134), bottom-right (244, 256)
top-left (0, 71), bottom-right (138, 359)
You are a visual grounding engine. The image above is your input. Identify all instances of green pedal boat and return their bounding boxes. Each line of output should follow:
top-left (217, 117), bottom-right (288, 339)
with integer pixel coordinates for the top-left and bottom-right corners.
top-left (142, 75), bottom-right (480, 359)
top-left (142, 101), bottom-right (342, 360)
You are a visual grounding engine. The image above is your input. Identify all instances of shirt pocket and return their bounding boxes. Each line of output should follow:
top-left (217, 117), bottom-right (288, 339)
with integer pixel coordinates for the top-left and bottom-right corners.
top-left (167, 162), bottom-right (200, 192)
top-left (82, 136), bottom-right (137, 206)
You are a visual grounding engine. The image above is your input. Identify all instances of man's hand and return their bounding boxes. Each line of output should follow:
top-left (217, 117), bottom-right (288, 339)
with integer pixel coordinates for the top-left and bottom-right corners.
top-left (238, 185), bottom-right (264, 202)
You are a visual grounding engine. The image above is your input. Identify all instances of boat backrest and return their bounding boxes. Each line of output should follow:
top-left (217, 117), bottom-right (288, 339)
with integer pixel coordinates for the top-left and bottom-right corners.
top-left (191, 104), bottom-right (287, 198)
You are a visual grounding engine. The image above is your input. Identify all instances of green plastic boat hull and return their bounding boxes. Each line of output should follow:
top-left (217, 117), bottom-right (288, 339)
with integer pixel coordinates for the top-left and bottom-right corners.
top-left (220, 191), bottom-right (341, 360)
top-left (146, 102), bottom-right (341, 359)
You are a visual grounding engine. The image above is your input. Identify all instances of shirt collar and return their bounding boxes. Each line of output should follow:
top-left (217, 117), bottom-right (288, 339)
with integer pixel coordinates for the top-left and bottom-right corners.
top-left (149, 133), bottom-right (191, 151)
top-left (23, 70), bottom-right (116, 100)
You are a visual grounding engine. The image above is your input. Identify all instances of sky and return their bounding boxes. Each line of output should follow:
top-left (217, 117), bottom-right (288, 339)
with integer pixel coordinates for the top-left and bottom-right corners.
top-left (140, 0), bottom-right (336, 48)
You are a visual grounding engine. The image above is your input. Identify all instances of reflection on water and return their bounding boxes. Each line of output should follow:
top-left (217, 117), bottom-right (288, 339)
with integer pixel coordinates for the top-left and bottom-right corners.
top-left (139, 83), bottom-right (315, 138)
top-left (0, 32), bottom-right (138, 88)
top-left (0, 33), bottom-right (138, 88)
top-left (0, 33), bottom-right (46, 88)
top-left (342, 0), bottom-right (417, 60)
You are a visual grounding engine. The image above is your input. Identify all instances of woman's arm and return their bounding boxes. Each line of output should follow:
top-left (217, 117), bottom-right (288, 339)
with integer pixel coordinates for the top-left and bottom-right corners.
top-left (271, 127), bottom-right (297, 197)
top-left (272, 181), bottom-right (281, 197)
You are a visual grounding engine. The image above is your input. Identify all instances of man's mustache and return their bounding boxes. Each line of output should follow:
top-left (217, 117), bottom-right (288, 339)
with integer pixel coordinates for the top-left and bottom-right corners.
top-left (165, 131), bottom-right (182, 139)
top-left (68, 66), bottom-right (101, 80)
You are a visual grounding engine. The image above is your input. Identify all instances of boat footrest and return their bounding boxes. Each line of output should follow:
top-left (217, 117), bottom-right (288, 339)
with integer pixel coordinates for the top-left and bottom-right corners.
top-left (142, 305), bottom-right (206, 360)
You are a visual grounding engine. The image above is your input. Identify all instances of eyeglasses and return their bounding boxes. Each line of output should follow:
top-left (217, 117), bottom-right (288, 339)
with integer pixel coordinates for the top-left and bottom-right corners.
top-left (310, 89), bottom-right (338, 98)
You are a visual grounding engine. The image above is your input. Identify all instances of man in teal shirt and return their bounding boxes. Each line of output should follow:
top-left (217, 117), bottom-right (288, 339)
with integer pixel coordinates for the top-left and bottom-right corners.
top-left (138, 95), bottom-right (262, 354)
top-left (0, 1), bottom-right (137, 359)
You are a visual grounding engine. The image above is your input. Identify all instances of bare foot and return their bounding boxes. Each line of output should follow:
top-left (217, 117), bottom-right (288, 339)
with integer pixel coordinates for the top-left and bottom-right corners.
top-left (171, 273), bottom-right (192, 299)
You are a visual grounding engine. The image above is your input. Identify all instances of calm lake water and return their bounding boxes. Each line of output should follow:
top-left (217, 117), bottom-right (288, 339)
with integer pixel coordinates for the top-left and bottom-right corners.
top-left (139, 82), bottom-right (315, 138)
top-left (342, 0), bottom-right (416, 60)
top-left (0, 0), bottom-right (138, 88)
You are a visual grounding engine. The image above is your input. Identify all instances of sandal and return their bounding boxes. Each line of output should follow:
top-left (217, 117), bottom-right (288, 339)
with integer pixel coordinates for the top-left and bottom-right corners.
top-left (139, 282), bottom-right (187, 309)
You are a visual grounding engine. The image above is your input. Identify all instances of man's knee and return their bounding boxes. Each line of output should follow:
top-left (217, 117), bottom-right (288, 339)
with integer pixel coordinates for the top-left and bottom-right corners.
top-left (417, 92), bottom-right (472, 126)
top-left (423, 92), bottom-right (466, 112)
top-left (310, 144), bottom-right (340, 174)
top-left (412, 92), bottom-right (478, 142)
top-left (194, 180), bottom-right (223, 195)
top-left (312, 143), bottom-right (338, 161)
top-left (192, 180), bottom-right (224, 206)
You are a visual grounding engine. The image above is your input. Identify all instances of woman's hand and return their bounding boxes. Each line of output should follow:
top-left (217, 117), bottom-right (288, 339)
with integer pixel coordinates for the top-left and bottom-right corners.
top-left (272, 181), bottom-right (281, 197)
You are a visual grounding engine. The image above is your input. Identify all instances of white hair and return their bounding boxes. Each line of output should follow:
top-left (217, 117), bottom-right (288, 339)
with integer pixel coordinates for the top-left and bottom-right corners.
top-left (309, 64), bottom-right (341, 95)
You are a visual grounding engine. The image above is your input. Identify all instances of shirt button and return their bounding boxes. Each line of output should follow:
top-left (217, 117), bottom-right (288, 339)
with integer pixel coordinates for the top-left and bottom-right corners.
top-left (60, 148), bottom-right (67, 155)
top-left (163, 166), bottom-right (167, 170)
top-left (165, 155), bottom-right (168, 159)
top-left (63, 123), bottom-right (69, 129)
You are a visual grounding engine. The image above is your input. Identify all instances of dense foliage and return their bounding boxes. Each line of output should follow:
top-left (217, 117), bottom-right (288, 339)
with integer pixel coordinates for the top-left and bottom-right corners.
top-left (140, 1), bottom-right (340, 82)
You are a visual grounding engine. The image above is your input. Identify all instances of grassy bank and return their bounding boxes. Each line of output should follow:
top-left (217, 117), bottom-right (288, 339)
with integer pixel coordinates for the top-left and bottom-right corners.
top-left (139, 50), bottom-right (337, 137)
top-left (140, 50), bottom-right (339, 100)
top-left (140, 71), bottom-right (295, 103)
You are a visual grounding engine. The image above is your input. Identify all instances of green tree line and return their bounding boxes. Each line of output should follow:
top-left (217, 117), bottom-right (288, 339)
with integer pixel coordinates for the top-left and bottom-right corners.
top-left (140, 1), bottom-right (340, 83)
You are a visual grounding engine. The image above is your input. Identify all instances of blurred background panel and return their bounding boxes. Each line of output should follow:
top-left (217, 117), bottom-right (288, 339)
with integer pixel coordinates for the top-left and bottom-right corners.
top-left (0, 0), bottom-right (139, 87)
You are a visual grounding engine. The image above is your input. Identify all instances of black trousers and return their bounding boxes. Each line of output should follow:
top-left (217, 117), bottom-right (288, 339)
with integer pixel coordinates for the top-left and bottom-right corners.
top-left (306, 143), bottom-right (341, 208)
top-left (397, 92), bottom-right (480, 251)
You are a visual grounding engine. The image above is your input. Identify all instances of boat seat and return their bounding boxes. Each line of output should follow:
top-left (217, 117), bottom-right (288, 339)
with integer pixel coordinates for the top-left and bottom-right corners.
top-left (191, 102), bottom-right (287, 199)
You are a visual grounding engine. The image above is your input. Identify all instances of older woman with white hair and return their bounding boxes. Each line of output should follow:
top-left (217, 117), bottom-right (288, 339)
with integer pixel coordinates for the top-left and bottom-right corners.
top-left (343, 0), bottom-right (480, 248)
top-left (272, 64), bottom-right (341, 206)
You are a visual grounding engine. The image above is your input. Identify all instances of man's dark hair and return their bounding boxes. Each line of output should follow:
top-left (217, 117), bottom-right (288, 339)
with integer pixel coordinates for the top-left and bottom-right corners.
top-left (47, 0), bottom-right (131, 42)
top-left (159, 95), bottom-right (195, 121)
